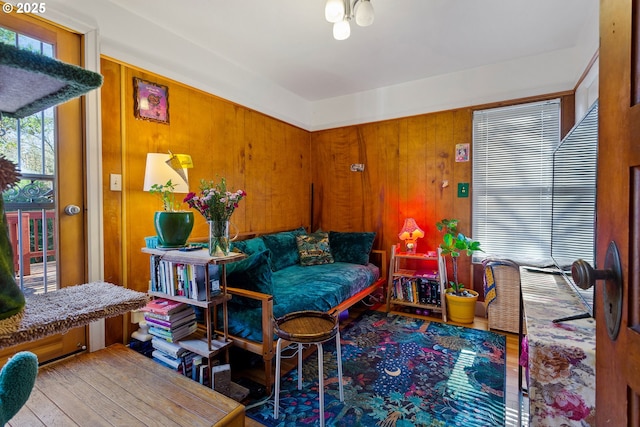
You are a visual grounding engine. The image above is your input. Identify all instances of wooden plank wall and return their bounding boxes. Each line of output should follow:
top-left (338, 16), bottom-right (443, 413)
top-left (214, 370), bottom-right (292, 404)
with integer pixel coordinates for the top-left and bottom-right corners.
top-left (100, 58), bottom-right (311, 344)
top-left (311, 110), bottom-right (474, 289)
top-left (101, 56), bottom-right (575, 343)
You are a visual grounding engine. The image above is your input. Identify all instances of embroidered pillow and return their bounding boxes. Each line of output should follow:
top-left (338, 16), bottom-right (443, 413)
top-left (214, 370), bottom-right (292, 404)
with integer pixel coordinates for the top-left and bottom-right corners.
top-left (225, 249), bottom-right (274, 307)
top-left (329, 231), bottom-right (376, 265)
top-left (296, 232), bottom-right (334, 266)
top-left (261, 227), bottom-right (307, 271)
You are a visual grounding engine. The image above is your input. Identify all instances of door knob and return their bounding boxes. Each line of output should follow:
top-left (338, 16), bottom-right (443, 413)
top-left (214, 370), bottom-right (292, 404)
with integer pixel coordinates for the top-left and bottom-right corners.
top-left (571, 241), bottom-right (623, 340)
top-left (64, 205), bottom-right (81, 216)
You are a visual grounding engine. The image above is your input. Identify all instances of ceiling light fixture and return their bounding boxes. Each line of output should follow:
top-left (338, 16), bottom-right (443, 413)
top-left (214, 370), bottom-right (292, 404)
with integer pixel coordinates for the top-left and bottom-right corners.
top-left (325, 0), bottom-right (374, 41)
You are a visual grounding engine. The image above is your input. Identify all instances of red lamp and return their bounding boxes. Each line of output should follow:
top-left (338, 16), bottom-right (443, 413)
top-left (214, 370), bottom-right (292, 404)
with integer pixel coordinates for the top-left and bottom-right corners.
top-left (398, 218), bottom-right (425, 254)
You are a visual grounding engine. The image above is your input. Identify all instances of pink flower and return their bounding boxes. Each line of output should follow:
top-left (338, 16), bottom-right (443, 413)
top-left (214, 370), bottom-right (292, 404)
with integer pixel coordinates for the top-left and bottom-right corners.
top-left (183, 177), bottom-right (246, 222)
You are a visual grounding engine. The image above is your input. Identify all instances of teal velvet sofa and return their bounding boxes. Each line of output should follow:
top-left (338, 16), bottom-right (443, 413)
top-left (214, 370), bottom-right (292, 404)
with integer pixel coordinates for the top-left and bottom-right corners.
top-left (223, 228), bottom-right (386, 392)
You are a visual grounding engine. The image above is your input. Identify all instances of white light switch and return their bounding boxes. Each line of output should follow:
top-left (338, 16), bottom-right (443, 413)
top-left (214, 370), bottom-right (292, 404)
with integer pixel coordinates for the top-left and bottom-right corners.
top-left (110, 173), bottom-right (122, 191)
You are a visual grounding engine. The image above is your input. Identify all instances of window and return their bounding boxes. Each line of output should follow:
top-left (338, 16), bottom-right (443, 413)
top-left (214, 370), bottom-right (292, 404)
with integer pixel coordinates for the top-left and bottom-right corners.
top-left (472, 99), bottom-right (561, 263)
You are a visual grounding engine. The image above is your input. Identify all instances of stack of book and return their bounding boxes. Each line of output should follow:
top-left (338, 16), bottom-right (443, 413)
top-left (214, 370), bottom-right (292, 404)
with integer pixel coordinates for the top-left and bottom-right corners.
top-left (142, 298), bottom-right (202, 377)
top-left (142, 298), bottom-right (198, 343)
top-left (151, 337), bottom-right (201, 377)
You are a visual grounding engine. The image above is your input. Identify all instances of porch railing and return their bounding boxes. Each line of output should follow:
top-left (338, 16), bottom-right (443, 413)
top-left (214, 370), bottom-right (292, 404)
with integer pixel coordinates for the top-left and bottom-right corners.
top-left (6, 211), bottom-right (56, 276)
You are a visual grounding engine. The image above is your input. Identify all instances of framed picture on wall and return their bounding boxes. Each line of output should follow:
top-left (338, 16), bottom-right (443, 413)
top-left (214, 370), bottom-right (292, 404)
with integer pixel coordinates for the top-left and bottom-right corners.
top-left (133, 77), bottom-right (169, 124)
top-left (455, 143), bottom-right (469, 162)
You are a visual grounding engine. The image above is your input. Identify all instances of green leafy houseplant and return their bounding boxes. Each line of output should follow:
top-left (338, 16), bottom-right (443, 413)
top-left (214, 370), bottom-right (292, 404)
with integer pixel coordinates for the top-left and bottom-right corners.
top-left (149, 179), bottom-right (181, 211)
top-left (436, 218), bottom-right (482, 296)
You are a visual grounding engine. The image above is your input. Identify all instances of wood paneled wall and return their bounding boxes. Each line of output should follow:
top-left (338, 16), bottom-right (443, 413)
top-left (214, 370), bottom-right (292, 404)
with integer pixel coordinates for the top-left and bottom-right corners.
top-left (311, 110), bottom-right (474, 287)
top-left (101, 56), bottom-right (574, 342)
top-left (100, 57), bottom-right (311, 301)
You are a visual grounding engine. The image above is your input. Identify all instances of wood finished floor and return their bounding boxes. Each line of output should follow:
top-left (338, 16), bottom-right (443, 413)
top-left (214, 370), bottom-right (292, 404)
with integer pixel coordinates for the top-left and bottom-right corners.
top-left (240, 301), bottom-right (527, 426)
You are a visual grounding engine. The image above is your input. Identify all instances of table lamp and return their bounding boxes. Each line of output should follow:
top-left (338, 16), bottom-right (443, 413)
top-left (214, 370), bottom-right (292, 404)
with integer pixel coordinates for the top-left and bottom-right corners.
top-left (398, 218), bottom-right (424, 254)
top-left (143, 152), bottom-right (191, 195)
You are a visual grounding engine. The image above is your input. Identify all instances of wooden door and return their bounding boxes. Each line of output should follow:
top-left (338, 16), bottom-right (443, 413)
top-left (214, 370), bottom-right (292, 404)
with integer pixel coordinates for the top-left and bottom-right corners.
top-left (598, 1), bottom-right (640, 424)
top-left (0, 10), bottom-right (87, 363)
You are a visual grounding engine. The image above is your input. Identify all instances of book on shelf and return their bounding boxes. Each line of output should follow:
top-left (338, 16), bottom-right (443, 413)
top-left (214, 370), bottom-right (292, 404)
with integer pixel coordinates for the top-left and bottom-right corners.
top-left (416, 269), bottom-right (439, 280)
top-left (392, 276), bottom-right (441, 307)
top-left (152, 349), bottom-right (183, 369)
top-left (145, 312), bottom-right (196, 331)
top-left (142, 298), bottom-right (187, 316)
top-left (192, 356), bottom-right (204, 382)
top-left (149, 321), bottom-right (198, 342)
top-left (152, 348), bottom-right (198, 375)
top-left (149, 259), bottom-right (222, 301)
top-left (151, 337), bottom-right (187, 358)
top-left (143, 305), bottom-right (195, 323)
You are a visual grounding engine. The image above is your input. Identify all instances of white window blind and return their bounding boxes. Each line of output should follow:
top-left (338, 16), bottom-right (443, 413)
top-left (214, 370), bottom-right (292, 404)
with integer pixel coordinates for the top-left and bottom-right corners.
top-left (472, 99), bottom-right (560, 263)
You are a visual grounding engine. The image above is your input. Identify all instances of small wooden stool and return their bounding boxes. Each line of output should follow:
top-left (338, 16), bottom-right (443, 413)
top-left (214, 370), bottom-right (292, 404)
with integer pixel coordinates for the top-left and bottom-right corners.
top-left (273, 310), bottom-right (344, 427)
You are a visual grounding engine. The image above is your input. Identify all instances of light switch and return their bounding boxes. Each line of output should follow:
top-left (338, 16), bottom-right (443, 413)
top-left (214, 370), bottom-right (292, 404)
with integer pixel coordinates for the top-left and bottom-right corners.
top-left (110, 173), bottom-right (122, 191)
top-left (458, 182), bottom-right (469, 198)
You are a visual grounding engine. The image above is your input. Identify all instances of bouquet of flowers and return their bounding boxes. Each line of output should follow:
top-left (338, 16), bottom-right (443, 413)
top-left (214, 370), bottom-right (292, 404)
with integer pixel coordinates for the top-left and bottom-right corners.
top-left (183, 177), bottom-right (246, 222)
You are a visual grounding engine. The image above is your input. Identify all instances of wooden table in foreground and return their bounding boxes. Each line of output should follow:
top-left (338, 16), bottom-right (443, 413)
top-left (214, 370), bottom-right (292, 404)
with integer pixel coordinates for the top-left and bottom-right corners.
top-left (9, 343), bottom-right (245, 427)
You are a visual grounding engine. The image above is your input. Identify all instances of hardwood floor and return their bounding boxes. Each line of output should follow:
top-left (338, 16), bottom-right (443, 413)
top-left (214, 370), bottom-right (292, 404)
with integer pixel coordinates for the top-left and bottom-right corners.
top-left (238, 301), bottom-right (527, 426)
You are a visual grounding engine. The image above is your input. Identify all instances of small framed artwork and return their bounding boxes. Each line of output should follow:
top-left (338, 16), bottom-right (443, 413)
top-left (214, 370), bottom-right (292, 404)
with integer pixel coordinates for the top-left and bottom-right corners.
top-left (455, 143), bottom-right (469, 162)
top-left (133, 77), bottom-right (169, 124)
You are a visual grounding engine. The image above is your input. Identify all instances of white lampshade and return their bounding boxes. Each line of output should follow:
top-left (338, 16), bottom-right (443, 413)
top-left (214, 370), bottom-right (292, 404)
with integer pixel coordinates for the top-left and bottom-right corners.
top-left (333, 19), bottom-right (351, 40)
top-left (143, 153), bottom-right (190, 193)
top-left (325, 0), bottom-right (345, 23)
top-left (354, 0), bottom-right (374, 27)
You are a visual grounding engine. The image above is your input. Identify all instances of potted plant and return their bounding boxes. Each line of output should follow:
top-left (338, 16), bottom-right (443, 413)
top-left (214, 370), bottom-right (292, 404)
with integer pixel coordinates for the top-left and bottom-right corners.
top-left (436, 218), bottom-right (482, 323)
top-left (149, 180), bottom-right (194, 248)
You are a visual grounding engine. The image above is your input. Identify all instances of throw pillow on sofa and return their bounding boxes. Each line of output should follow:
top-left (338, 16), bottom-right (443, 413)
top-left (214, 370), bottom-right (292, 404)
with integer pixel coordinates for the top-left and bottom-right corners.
top-left (232, 237), bottom-right (268, 257)
top-left (296, 231), bottom-right (334, 266)
top-left (329, 231), bottom-right (376, 265)
top-left (261, 227), bottom-right (307, 271)
top-left (225, 249), bottom-right (274, 307)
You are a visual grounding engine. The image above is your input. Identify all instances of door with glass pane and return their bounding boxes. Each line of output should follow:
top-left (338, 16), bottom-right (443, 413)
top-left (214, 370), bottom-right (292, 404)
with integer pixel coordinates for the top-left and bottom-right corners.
top-left (0, 12), bottom-right (87, 363)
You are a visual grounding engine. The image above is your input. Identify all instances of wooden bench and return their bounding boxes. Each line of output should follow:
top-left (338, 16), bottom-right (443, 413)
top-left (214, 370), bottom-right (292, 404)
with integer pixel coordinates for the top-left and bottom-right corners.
top-left (9, 343), bottom-right (245, 427)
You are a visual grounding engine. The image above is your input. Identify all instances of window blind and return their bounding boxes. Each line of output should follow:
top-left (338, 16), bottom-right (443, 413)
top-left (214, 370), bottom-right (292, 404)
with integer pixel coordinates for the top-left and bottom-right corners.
top-left (472, 99), bottom-right (560, 263)
top-left (550, 101), bottom-right (598, 269)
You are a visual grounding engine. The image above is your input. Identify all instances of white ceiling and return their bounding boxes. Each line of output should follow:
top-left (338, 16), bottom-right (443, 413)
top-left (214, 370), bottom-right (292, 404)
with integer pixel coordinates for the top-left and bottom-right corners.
top-left (42, 0), bottom-right (599, 129)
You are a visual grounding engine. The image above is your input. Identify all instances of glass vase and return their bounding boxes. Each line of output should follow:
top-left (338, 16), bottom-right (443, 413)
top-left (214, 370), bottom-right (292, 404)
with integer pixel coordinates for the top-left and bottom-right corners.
top-left (209, 220), bottom-right (231, 257)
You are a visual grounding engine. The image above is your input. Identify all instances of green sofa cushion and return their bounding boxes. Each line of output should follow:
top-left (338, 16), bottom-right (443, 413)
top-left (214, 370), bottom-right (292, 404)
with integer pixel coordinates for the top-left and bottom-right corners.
top-left (225, 249), bottom-right (273, 307)
top-left (226, 261), bottom-right (380, 343)
top-left (261, 227), bottom-right (307, 271)
top-left (329, 231), bottom-right (376, 265)
top-left (231, 237), bottom-right (268, 257)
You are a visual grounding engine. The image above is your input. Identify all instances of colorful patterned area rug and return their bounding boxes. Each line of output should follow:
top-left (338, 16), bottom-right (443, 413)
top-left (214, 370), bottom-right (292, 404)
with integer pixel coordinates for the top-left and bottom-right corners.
top-left (246, 310), bottom-right (506, 426)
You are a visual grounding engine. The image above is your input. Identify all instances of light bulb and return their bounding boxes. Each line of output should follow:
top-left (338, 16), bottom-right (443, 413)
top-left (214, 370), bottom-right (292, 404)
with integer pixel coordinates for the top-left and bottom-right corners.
top-left (354, 0), bottom-right (374, 27)
top-left (333, 19), bottom-right (351, 40)
top-left (325, 0), bottom-right (345, 23)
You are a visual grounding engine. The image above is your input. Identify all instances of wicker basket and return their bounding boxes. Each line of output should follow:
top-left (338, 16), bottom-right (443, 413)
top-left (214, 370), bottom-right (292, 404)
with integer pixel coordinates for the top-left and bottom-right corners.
top-left (485, 262), bottom-right (525, 334)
